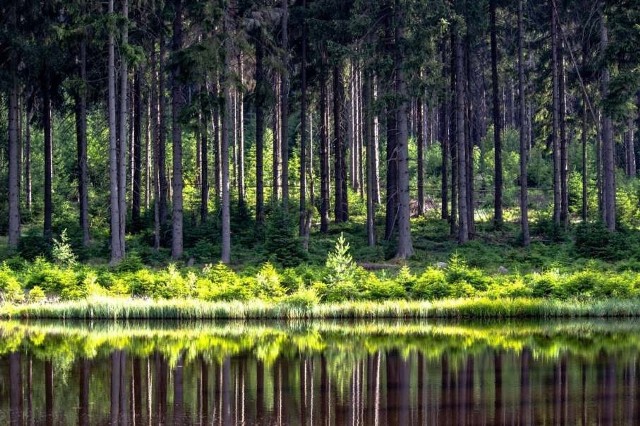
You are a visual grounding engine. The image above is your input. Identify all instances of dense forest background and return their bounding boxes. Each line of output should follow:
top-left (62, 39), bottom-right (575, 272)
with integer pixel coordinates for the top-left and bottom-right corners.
top-left (0, 0), bottom-right (639, 266)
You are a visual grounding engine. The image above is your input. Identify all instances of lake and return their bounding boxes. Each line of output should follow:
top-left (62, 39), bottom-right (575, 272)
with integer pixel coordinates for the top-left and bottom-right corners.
top-left (0, 319), bottom-right (638, 425)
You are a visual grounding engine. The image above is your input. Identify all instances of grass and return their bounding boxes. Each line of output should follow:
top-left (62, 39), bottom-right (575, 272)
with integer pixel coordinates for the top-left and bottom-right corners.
top-left (3, 296), bottom-right (640, 320)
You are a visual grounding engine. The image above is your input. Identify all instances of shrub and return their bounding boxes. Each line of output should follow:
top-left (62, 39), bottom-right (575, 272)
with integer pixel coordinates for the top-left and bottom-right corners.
top-left (0, 266), bottom-right (24, 303)
top-left (282, 287), bottom-right (319, 310)
top-left (52, 230), bottom-right (77, 267)
top-left (196, 263), bottom-right (251, 301)
top-left (113, 253), bottom-right (144, 273)
top-left (27, 286), bottom-right (46, 303)
top-left (485, 277), bottom-right (533, 299)
top-left (575, 221), bottom-right (617, 260)
top-left (557, 270), bottom-right (602, 298)
top-left (314, 280), bottom-right (361, 302)
top-left (281, 268), bottom-right (304, 292)
top-left (325, 233), bottom-right (358, 286)
top-left (264, 204), bottom-right (306, 267)
top-left (18, 232), bottom-right (51, 261)
top-left (412, 268), bottom-right (449, 300)
top-left (254, 263), bottom-right (286, 300)
top-left (528, 271), bottom-right (560, 298)
top-left (592, 274), bottom-right (635, 299)
top-left (363, 275), bottom-right (406, 300)
top-left (446, 253), bottom-right (491, 291)
top-left (394, 266), bottom-right (417, 292)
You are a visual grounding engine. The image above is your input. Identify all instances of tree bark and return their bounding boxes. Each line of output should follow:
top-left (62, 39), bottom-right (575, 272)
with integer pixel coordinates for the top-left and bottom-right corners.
top-left (8, 25), bottom-right (20, 249)
top-left (455, 24), bottom-right (469, 244)
top-left (237, 54), bottom-right (245, 204)
top-left (551, 0), bottom-right (562, 226)
top-left (626, 115), bottom-right (636, 177)
top-left (199, 108), bottom-right (209, 223)
top-left (281, 0), bottom-right (290, 205)
top-left (221, 0), bottom-right (235, 263)
top-left (255, 31), bottom-right (265, 225)
top-left (118, 0), bottom-right (129, 255)
top-left (518, 0), bottom-right (530, 246)
top-left (364, 63), bottom-right (376, 247)
top-left (417, 97), bottom-right (425, 215)
top-left (333, 64), bottom-right (348, 223)
top-left (76, 36), bottom-right (90, 247)
top-left (108, 0), bottom-right (123, 263)
top-left (43, 72), bottom-right (53, 243)
top-left (132, 67), bottom-right (143, 232)
top-left (600, 5), bottom-right (616, 231)
top-left (395, 10), bottom-right (414, 259)
top-left (490, 0), bottom-right (503, 229)
top-left (320, 55), bottom-right (330, 233)
top-left (171, 0), bottom-right (184, 259)
top-left (299, 1), bottom-right (309, 238)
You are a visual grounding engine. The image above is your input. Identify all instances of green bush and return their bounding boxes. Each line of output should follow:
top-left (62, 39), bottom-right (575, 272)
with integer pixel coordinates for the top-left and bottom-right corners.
top-left (314, 280), bottom-right (361, 302)
top-left (282, 287), bottom-right (319, 310)
top-left (113, 253), bottom-right (144, 273)
top-left (0, 266), bottom-right (24, 303)
top-left (254, 263), bottom-right (286, 300)
top-left (592, 274), bottom-right (635, 299)
top-left (557, 270), bottom-right (602, 298)
top-left (575, 222), bottom-right (617, 260)
top-left (485, 277), bottom-right (533, 299)
top-left (394, 266), bottom-right (417, 292)
top-left (363, 275), bottom-right (406, 300)
top-left (264, 204), bottom-right (306, 267)
top-left (18, 232), bottom-right (51, 261)
top-left (412, 268), bottom-right (449, 300)
top-left (528, 271), bottom-right (560, 298)
top-left (446, 253), bottom-right (491, 291)
top-left (281, 268), bottom-right (304, 292)
top-left (27, 286), bottom-right (46, 303)
top-left (195, 263), bottom-right (251, 301)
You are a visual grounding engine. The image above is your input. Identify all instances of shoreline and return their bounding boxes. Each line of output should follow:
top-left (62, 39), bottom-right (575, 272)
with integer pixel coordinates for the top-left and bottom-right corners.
top-left (2, 297), bottom-right (640, 320)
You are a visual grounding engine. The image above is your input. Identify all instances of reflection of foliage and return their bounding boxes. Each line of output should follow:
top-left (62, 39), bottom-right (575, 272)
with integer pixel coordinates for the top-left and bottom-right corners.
top-left (3, 320), bottom-right (640, 376)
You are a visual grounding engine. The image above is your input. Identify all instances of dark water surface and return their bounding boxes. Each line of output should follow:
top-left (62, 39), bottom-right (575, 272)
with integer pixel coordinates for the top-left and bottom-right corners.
top-left (1, 319), bottom-right (639, 425)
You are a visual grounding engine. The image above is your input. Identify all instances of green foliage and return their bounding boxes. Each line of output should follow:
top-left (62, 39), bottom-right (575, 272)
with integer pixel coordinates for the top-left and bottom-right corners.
top-left (0, 266), bottom-right (24, 303)
top-left (254, 263), bottom-right (286, 300)
top-left (264, 204), bottom-right (306, 267)
top-left (575, 221), bottom-right (621, 260)
top-left (52, 230), bottom-right (78, 267)
top-left (281, 287), bottom-right (320, 311)
top-left (412, 268), bottom-right (449, 300)
top-left (445, 253), bottom-right (490, 291)
top-left (18, 231), bottom-right (51, 261)
top-left (362, 274), bottom-right (406, 301)
top-left (27, 286), bottom-right (46, 303)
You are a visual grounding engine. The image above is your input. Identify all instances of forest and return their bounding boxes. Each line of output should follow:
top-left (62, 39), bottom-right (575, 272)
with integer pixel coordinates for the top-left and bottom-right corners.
top-left (0, 0), bottom-right (640, 307)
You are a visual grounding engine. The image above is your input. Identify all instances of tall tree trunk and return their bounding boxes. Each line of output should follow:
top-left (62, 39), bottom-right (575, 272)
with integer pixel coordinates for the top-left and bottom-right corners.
top-left (221, 0), bottom-right (235, 263)
top-left (364, 64), bottom-right (376, 246)
top-left (299, 1), bottom-right (309, 238)
top-left (417, 97), bottom-right (425, 215)
top-left (118, 0), bottom-right (129, 255)
top-left (320, 57), bottom-right (330, 233)
top-left (25, 104), bottom-right (32, 213)
top-left (582, 102), bottom-right (588, 221)
top-left (559, 34), bottom-right (569, 228)
top-left (626, 115), bottom-right (636, 177)
top-left (212, 77), bottom-right (221, 200)
top-left (79, 359), bottom-right (89, 426)
top-left (255, 32), bottom-right (265, 226)
top-left (440, 41), bottom-right (450, 221)
top-left (8, 28), bottom-right (20, 249)
top-left (76, 37), bottom-right (90, 246)
top-left (199, 108), bottom-right (209, 223)
top-left (600, 4), bottom-right (616, 231)
top-left (171, 0), bottom-right (184, 260)
top-left (455, 24), bottom-right (469, 244)
top-left (108, 0), bottom-right (123, 263)
top-left (281, 0), bottom-right (290, 206)
top-left (158, 33), bottom-right (169, 226)
top-left (518, 0), bottom-right (530, 246)
top-left (551, 0), bottom-right (562, 226)
top-left (395, 7), bottom-right (413, 259)
top-left (333, 64), bottom-right (348, 223)
top-left (273, 74), bottom-right (281, 201)
top-left (132, 67), bottom-right (143, 232)
top-left (237, 54), bottom-right (245, 204)
top-left (43, 73), bottom-right (53, 243)
top-left (490, 0), bottom-right (503, 229)
top-left (384, 8), bottom-right (398, 241)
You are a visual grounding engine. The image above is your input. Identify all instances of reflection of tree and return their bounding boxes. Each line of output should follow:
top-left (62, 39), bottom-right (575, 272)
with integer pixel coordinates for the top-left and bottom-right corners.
top-left (78, 358), bottom-right (89, 426)
top-left (9, 352), bottom-right (22, 426)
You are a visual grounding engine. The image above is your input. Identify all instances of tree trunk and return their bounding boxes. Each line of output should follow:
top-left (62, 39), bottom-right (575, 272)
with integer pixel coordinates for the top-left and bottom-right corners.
top-left (320, 56), bottom-right (330, 233)
top-left (25, 104), bottom-right (32, 213)
top-left (108, 0), bottom-right (123, 263)
top-left (559, 35), bottom-right (569, 228)
top-left (395, 12), bottom-right (414, 259)
top-left (199, 108), bottom-right (209, 223)
top-left (43, 73), bottom-right (53, 243)
top-left (273, 73), bottom-right (281, 201)
top-left (237, 54), bottom-right (245, 204)
top-left (417, 97), bottom-right (425, 215)
top-left (455, 25), bottom-right (469, 244)
top-left (158, 33), bottom-right (169, 226)
top-left (171, 0), bottom-right (184, 260)
top-left (8, 31), bottom-right (20, 249)
top-left (384, 10), bottom-right (398, 241)
top-left (364, 64), bottom-right (376, 247)
top-left (490, 0), bottom-right (503, 229)
top-left (600, 5), bottom-right (616, 231)
top-left (333, 64), bottom-right (348, 223)
top-left (440, 41), bottom-right (450, 221)
top-left (299, 1), bottom-right (308, 238)
top-left (132, 67), bottom-right (143, 232)
top-left (518, 0), bottom-right (530, 246)
top-left (551, 0), bottom-right (562, 226)
top-left (118, 0), bottom-right (129, 255)
top-left (626, 115), bottom-right (636, 177)
top-left (221, 0), bottom-right (235, 263)
top-left (281, 0), bottom-right (290, 206)
top-left (255, 32), bottom-right (265, 225)
top-left (76, 37), bottom-right (90, 247)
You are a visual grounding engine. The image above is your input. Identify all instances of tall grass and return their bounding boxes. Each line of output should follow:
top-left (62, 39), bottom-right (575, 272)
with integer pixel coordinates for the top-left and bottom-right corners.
top-left (3, 296), bottom-right (640, 320)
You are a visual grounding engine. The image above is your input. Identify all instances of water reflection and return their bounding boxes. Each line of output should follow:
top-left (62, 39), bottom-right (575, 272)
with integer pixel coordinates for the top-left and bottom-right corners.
top-left (1, 319), bottom-right (640, 425)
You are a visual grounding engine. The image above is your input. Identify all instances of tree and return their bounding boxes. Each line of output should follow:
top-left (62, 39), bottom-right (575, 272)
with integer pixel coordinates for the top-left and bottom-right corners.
top-left (518, 0), bottom-right (530, 246)
top-left (171, 0), bottom-right (185, 259)
top-left (75, 33), bottom-right (90, 247)
top-left (108, 0), bottom-right (124, 263)
top-left (490, 0), bottom-right (503, 229)
top-left (600, 4), bottom-right (616, 231)
top-left (221, 0), bottom-right (235, 263)
top-left (7, 2), bottom-right (20, 249)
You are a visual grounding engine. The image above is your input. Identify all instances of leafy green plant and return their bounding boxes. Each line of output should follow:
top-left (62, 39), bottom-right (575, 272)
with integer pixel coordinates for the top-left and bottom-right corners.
top-left (412, 268), bottom-right (449, 300)
top-left (52, 230), bottom-right (78, 267)
top-left (27, 286), bottom-right (46, 303)
top-left (254, 263), bottom-right (286, 300)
